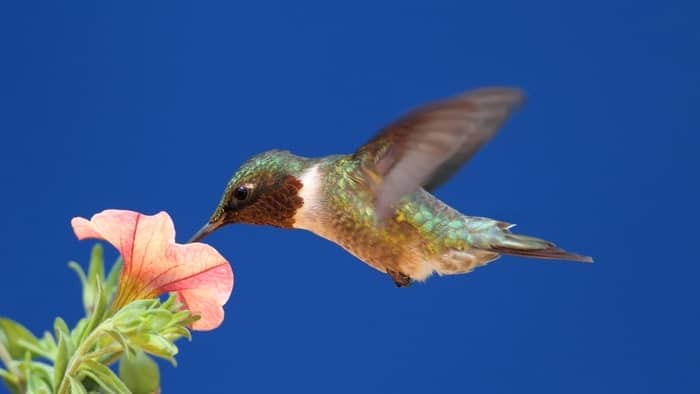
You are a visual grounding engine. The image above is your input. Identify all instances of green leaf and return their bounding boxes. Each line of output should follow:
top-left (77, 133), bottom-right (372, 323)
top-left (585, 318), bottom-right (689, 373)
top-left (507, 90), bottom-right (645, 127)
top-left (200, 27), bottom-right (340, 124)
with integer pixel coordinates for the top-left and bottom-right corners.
top-left (27, 378), bottom-right (52, 394)
top-left (26, 361), bottom-right (53, 394)
top-left (28, 361), bottom-right (53, 383)
top-left (171, 309), bottom-right (191, 321)
top-left (70, 319), bottom-right (88, 349)
top-left (105, 329), bottom-right (136, 360)
top-left (104, 257), bottom-right (123, 303)
top-left (79, 281), bottom-right (107, 346)
top-left (161, 293), bottom-right (178, 310)
top-left (15, 339), bottom-right (52, 361)
top-left (180, 314), bottom-right (200, 328)
top-left (53, 317), bottom-right (74, 361)
top-left (53, 318), bottom-right (71, 344)
top-left (78, 359), bottom-right (130, 394)
top-left (67, 375), bottom-right (87, 394)
top-left (171, 310), bottom-right (198, 328)
top-left (80, 375), bottom-right (102, 393)
top-left (117, 299), bottom-right (158, 315)
top-left (87, 244), bottom-right (105, 284)
top-left (119, 351), bottom-right (160, 394)
top-left (112, 300), bottom-right (159, 334)
top-left (0, 318), bottom-right (41, 359)
top-left (163, 325), bottom-right (192, 342)
top-left (112, 317), bottom-right (142, 336)
top-left (142, 309), bottom-right (172, 331)
top-left (83, 244), bottom-right (105, 316)
top-left (39, 331), bottom-right (57, 356)
top-left (17, 353), bottom-right (51, 394)
top-left (67, 261), bottom-right (87, 289)
top-left (128, 333), bottom-right (178, 364)
top-left (53, 331), bottom-right (70, 390)
top-left (0, 367), bottom-right (11, 379)
top-left (0, 367), bottom-right (22, 394)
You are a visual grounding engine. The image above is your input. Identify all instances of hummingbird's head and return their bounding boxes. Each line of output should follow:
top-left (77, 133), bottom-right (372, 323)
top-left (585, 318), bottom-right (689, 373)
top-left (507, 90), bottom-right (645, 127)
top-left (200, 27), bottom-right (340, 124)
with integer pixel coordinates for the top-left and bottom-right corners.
top-left (189, 150), bottom-right (308, 242)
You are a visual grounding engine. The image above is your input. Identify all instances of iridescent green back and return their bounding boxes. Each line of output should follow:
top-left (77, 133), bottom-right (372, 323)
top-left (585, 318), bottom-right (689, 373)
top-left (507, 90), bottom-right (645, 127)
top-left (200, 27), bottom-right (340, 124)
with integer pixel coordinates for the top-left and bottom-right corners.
top-left (317, 155), bottom-right (500, 273)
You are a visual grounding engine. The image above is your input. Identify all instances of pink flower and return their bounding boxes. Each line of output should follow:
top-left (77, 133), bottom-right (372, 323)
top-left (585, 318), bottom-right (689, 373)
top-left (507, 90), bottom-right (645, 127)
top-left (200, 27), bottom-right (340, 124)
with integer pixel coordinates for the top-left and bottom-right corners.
top-left (71, 209), bottom-right (234, 331)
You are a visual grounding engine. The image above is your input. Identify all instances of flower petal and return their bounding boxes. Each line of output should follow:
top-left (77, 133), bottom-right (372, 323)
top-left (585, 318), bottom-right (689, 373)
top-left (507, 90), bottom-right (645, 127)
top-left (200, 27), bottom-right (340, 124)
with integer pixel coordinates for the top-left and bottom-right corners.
top-left (71, 209), bottom-right (234, 331)
top-left (71, 210), bottom-right (142, 265)
top-left (176, 288), bottom-right (227, 331)
top-left (158, 243), bottom-right (234, 331)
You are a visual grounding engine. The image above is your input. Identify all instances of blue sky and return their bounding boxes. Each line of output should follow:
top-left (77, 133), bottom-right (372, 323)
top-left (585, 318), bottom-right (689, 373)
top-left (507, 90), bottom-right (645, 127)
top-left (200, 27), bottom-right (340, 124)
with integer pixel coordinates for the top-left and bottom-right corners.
top-left (1, 1), bottom-right (698, 393)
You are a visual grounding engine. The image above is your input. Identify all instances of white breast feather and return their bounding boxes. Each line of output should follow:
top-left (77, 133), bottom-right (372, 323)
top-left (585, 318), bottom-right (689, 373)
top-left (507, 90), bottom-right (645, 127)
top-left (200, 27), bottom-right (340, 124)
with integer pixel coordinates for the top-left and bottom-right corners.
top-left (293, 164), bottom-right (323, 232)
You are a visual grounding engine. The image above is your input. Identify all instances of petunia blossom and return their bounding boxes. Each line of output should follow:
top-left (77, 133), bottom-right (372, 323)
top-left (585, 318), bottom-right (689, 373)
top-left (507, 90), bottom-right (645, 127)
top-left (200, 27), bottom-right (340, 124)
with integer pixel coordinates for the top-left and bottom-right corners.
top-left (71, 209), bottom-right (234, 331)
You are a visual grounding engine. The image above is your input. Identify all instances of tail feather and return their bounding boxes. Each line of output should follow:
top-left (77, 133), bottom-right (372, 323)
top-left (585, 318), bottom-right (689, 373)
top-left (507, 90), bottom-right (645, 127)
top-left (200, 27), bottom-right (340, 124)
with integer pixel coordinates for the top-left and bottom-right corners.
top-left (488, 233), bottom-right (593, 263)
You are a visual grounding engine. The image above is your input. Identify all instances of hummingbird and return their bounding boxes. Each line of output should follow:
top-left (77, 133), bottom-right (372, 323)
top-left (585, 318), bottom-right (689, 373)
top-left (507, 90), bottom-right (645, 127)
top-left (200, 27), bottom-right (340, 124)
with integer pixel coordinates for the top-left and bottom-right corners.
top-left (189, 87), bottom-right (592, 287)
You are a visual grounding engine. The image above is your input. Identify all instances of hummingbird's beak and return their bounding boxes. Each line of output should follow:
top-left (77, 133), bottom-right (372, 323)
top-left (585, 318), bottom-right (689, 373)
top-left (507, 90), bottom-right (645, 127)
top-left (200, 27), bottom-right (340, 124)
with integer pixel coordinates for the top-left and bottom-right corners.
top-left (188, 218), bottom-right (224, 243)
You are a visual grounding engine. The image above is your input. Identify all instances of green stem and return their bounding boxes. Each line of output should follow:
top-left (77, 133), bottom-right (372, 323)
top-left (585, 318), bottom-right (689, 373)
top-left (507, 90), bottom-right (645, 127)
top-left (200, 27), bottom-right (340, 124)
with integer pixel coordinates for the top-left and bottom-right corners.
top-left (0, 340), bottom-right (20, 377)
top-left (0, 340), bottom-right (25, 393)
top-left (86, 345), bottom-right (123, 366)
top-left (99, 349), bottom-right (124, 367)
top-left (85, 345), bottom-right (121, 363)
top-left (56, 320), bottom-right (114, 394)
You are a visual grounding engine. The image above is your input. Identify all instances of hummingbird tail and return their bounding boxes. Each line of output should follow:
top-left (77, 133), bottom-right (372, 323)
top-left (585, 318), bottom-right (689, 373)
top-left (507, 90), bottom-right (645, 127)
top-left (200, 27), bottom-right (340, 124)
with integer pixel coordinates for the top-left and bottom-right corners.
top-left (487, 232), bottom-right (593, 263)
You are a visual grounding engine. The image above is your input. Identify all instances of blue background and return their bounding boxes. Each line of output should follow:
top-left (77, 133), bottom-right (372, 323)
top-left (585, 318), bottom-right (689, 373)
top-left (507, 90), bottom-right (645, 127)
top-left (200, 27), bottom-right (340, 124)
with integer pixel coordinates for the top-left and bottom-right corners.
top-left (1, 1), bottom-right (698, 393)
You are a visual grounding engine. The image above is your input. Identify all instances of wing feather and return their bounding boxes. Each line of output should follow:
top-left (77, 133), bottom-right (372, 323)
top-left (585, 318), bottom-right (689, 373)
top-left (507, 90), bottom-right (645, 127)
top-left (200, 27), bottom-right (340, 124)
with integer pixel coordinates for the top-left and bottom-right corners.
top-left (354, 87), bottom-right (525, 218)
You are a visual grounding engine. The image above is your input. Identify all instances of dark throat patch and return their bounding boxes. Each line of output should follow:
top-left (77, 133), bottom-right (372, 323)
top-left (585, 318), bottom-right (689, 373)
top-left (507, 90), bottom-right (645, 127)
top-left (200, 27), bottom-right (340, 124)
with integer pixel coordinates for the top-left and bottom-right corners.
top-left (237, 176), bottom-right (304, 228)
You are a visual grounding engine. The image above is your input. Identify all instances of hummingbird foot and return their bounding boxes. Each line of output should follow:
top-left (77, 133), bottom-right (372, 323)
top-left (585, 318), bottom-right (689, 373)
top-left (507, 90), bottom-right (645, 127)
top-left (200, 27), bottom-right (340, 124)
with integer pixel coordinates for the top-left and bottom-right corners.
top-left (387, 269), bottom-right (412, 288)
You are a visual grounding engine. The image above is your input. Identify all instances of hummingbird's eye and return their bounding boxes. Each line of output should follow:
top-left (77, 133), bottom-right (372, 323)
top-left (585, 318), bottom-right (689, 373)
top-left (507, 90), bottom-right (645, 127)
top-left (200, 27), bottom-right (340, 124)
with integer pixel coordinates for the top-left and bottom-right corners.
top-left (233, 185), bottom-right (250, 201)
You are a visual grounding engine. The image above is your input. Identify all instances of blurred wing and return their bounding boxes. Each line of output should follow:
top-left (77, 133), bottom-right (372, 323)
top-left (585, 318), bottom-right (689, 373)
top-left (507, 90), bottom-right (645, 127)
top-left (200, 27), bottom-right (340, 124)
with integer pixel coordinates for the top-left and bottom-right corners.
top-left (354, 87), bottom-right (525, 218)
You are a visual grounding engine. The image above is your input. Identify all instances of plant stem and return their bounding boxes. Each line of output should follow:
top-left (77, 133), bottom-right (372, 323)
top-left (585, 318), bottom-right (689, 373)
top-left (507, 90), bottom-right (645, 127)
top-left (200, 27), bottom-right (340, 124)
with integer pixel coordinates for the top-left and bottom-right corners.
top-left (0, 340), bottom-right (20, 377)
top-left (100, 349), bottom-right (124, 367)
top-left (85, 345), bottom-right (120, 361)
top-left (56, 320), bottom-right (114, 394)
top-left (0, 340), bottom-right (25, 393)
